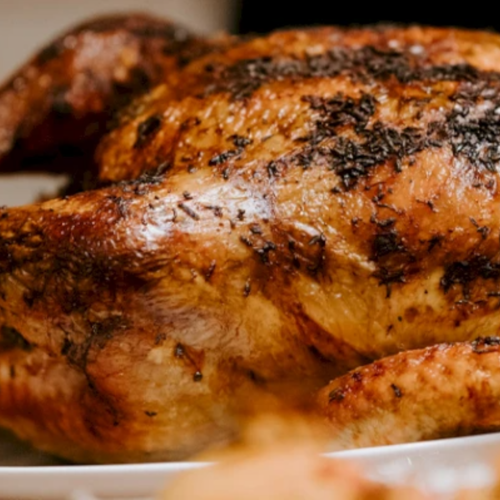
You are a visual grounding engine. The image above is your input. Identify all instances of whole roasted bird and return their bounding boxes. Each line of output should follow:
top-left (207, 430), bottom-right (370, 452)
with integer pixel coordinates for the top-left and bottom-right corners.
top-left (2, 13), bottom-right (500, 462)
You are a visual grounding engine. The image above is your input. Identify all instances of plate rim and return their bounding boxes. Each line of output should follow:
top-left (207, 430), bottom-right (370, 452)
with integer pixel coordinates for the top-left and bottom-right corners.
top-left (2, 431), bottom-right (500, 473)
top-left (1, 433), bottom-right (500, 499)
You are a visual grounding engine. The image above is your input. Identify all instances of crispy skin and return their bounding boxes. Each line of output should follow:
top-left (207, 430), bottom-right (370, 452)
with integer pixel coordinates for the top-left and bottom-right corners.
top-left (0, 13), bottom-right (219, 191)
top-left (318, 339), bottom-right (500, 448)
top-left (4, 24), bottom-right (500, 461)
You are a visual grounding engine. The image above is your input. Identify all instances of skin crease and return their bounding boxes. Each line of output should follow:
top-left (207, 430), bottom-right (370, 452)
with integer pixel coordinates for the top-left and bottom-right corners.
top-left (3, 19), bottom-right (500, 462)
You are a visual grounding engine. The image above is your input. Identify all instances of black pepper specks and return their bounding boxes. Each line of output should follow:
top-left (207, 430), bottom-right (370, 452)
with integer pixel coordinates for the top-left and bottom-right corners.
top-left (209, 149), bottom-right (241, 166)
top-left (193, 371), bottom-right (203, 382)
top-left (178, 203), bottom-right (200, 220)
top-left (209, 47), bottom-right (489, 101)
top-left (428, 236), bottom-right (443, 253)
top-left (230, 134), bottom-right (252, 148)
top-left (373, 268), bottom-right (406, 298)
top-left (249, 224), bottom-right (262, 235)
top-left (372, 231), bottom-right (406, 260)
top-left (441, 256), bottom-right (500, 298)
top-left (134, 114), bottom-right (162, 148)
top-left (328, 388), bottom-right (345, 402)
top-left (297, 92), bottom-right (440, 189)
top-left (256, 241), bottom-right (276, 264)
top-left (155, 333), bottom-right (167, 345)
top-left (175, 343), bottom-right (185, 358)
top-left (205, 260), bottom-right (216, 281)
top-left (267, 161), bottom-right (278, 178)
top-left (296, 80), bottom-right (500, 192)
top-left (391, 383), bottom-right (403, 398)
top-left (309, 233), bottom-right (326, 247)
top-left (240, 236), bottom-right (253, 247)
top-left (204, 205), bottom-right (223, 217)
top-left (470, 218), bottom-right (490, 239)
top-left (247, 370), bottom-right (266, 385)
top-left (472, 336), bottom-right (500, 354)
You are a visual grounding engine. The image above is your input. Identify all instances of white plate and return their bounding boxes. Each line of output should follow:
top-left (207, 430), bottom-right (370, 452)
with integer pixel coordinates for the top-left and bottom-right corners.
top-left (1, 429), bottom-right (500, 499)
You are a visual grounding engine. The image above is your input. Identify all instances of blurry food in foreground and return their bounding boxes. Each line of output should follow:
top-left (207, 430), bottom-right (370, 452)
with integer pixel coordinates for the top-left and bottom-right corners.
top-left (163, 447), bottom-right (500, 500)
top-left (162, 415), bottom-right (500, 500)
top-left (162, 414), bottom-right (425, 500)
top-left (164, 446), bottom-right (421, 500)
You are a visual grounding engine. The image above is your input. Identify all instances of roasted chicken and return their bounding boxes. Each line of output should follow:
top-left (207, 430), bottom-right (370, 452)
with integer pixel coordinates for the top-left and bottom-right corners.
top-left (2, 15), bottom-right (500, 462)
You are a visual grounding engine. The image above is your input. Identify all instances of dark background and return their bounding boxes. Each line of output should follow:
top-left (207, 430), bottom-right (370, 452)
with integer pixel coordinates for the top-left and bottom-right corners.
top-left (236, 1), bottom-right (499, 33)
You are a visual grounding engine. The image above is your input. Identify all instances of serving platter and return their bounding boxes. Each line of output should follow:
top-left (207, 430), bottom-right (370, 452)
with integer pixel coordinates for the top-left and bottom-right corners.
top-left (2, 428), bottom-right (500, 499)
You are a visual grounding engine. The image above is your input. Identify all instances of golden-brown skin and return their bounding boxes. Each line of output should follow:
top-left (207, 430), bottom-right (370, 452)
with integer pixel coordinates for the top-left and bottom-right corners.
top-left (4, 21), bottom-right (500, 461)
top-left (318, 338), bottom-right (500, 448)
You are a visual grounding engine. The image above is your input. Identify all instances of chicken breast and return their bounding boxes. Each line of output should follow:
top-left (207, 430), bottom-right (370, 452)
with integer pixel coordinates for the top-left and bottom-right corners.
top-left (2, 21), bottom-right (500, 461)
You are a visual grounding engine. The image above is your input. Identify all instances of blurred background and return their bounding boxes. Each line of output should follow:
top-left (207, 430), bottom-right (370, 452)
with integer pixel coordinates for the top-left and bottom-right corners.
top-left (0, 0), bottom-right (498, 82)
top-left (236, 1), bottom-right (500, 34)
top-left (0, 0), bottom-right (233, 80)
